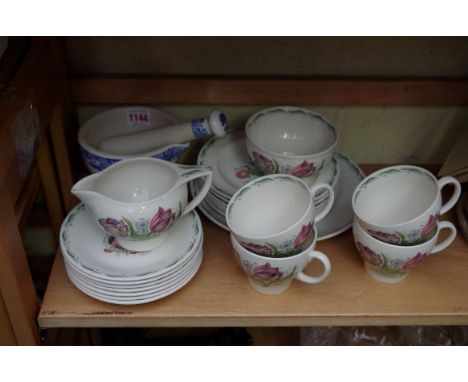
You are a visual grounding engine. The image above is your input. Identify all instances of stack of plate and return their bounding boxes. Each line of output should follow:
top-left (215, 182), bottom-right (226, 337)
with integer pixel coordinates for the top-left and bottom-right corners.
top-left (191, 129), bottom-right (365, 240)
top-left (60, 204), bottom-right (203, 305)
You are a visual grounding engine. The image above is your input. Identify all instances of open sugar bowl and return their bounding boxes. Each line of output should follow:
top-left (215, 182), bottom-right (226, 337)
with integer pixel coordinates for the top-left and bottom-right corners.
top-left (71, 157), bottom-right (212, 252)
top-left (245, 106), bottom-right (339, 183)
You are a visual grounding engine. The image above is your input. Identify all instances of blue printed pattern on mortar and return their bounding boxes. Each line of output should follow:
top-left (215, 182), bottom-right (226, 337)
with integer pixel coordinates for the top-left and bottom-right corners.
top-left (81, 145), bottom-right (188, 173)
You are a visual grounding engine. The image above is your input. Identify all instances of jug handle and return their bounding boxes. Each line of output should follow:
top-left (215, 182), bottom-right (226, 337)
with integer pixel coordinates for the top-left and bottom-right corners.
top-left (175, 165), bottom-right (213, 216)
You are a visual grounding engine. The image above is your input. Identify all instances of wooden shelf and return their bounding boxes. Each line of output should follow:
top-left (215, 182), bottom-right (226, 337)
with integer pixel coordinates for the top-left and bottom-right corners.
top-left (38, 209), bottom-right (468, 328)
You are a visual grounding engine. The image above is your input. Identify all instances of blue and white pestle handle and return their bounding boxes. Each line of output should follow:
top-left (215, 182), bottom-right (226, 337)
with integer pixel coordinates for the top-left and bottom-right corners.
top-left (98, 110), bottom-right (229, 155)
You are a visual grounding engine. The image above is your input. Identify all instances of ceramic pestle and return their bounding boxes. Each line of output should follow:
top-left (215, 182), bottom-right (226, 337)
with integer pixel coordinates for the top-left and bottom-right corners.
top-left (98, 110), bottom-right (228, 155)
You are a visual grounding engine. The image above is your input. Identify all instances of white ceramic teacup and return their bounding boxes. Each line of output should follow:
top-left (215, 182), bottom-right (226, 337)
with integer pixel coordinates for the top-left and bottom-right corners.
top-left (245, 106), bottom-right (339, 182)
top-left (231, 228), bottom-right (331, 295)
top-left (353, 218), bottom-right (457, 283)
top-left (71, 157), bottom-right (212, 252)
top-left (352, 165), bottom-right (461, 246)
top-left (226, 174), bottom-right (334, 257)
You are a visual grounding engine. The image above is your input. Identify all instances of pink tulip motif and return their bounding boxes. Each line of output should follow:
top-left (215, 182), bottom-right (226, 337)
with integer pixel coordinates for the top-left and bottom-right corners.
top-left (290, 160), bottom-right (316, 178)
top-left (356, 242), bottom-right (384, 267)
top-left (402, 252), bottom-right (428, 269)
top-left (367, 230), bottom-right (401, 244)
top-left (252, 263), bottom-right (283, 283)
top-left (420, 214), bottom-right (438, 238)
top-left (150, 207), bottom-right (177, 233)
top-left (293, 223), bottom-right (313, 248)
top-left (241, 242), bottom-right (274, 256)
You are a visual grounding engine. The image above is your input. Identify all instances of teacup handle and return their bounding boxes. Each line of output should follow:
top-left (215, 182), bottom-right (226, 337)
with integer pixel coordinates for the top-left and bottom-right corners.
top-left (310, 183), bottom-right (335, 223)
top-left (431, 221), bottom-right (457, 254)
top-left (438, 176), bottom-right (461, 215)
top-left (175, 165), bottom-right (213, 216)
top-left (295, 251), bottom-right (331, 284)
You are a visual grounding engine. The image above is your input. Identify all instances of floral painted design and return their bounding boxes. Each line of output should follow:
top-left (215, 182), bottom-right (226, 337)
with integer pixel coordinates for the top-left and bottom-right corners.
top-left (293, 223), bottom-right (313, 248)
top-left (356, 242), bottom-right (384, 267)
top-left (99, 205), bottom-right (181, 240)
top-left (420, 214), bottom-right (438, 238)
top-left (103, 236), bottom-right (141, 255)
top-left (290, 160), bottom-right (317, 178)
top-left (98, 218), bottom-right (129, 237)
top-left (401, 252), bottom-right (428, 269)
top-left (356, 241), bottom-right (429, 278)
top-left (252, 152), bottom-right (278, 174)
top-left (367, 230), bottom-right (401, 245)
top-left (234, 255), bottom-right (297, 287)
top-left (241, 223), bottom-right (314, 257)
top-left (241, 243), bottom-right (274, 256)
top-left (235, 163), bottom-right (265, 180)
top-left (150, 207), bottom-right (177, 232)
top-left (366, 214), bottom-right (439, 246)
top-left (253, 263), bottom-right (283, 283)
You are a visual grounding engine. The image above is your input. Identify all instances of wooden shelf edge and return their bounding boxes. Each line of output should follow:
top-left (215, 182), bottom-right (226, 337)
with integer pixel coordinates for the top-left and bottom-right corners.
top-left (70, 75), bottom-right (468, 106)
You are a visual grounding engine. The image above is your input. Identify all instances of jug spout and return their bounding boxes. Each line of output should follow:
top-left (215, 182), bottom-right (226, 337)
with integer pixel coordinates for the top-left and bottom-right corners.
top-left (71, 174), bottom-right (103, 208)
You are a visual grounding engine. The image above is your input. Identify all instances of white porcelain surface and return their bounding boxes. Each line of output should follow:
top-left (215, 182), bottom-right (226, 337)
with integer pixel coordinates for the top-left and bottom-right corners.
top-left (353, 165), bottom-right (461, 245)
top-left (353, 219), bottom-right (457, 283)
top-left (78, 106), bottom-right (189, 173)
top-left (60, 204), bottom-right (203, 280)
top-left (245, 106), bottom-right (339, 180)
top-left (65, 245), bottom-right (201, 297)
top-left (71, 157), bottom-right (212, 251)
top-left (226, 174), bottom-right (334, 256)
top-left (191, 152), bottom-right (365, 241)
top-left (231, 228), bottom-right (331, 295)
top-left (65, 245), bottom-right (203, 305)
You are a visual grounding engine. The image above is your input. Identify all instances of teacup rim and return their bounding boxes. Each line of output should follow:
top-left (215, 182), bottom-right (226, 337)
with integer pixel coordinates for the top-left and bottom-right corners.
top-left (245, 106), bottom-right (339, 159)
top-left (230, 227), bottom-right (318, 261)
top-left (225, 174), bottom-right (314, 240)
top-left (352, 217), bottom-right (440, 251)
top-left (351, 165), bottom-right (439, 229)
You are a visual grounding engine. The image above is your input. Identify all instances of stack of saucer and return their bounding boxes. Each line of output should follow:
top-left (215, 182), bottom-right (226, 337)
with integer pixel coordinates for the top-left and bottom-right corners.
top-left (60, 204), bottom-right (204, 305)
top-left (191, 129), bottom-right (365, 240)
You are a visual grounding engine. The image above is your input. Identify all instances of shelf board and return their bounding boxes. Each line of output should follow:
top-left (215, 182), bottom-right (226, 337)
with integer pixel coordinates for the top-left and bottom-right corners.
top-left (38, 211), bottom-right (468, 328)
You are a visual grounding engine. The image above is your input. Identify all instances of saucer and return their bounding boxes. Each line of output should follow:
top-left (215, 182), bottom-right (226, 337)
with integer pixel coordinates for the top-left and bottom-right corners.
top-left (192, 152), bottom-right (364, 241)
top-left (65, 240), bottom-right (202, 297)
top-left (66, 232), bottom-right (204, 287)
top-left (60, 204), bottom-right (202, 280)
top-left (66, 246), bottom-right (203, 305)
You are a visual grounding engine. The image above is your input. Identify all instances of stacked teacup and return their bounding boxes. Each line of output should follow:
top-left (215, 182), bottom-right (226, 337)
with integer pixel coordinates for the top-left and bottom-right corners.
top-left (351, 165), bottom-right (461, 283)
top-left (226, 174), bottom-right (332, 295)
top-left (224, 106), bottom-right (341, 294)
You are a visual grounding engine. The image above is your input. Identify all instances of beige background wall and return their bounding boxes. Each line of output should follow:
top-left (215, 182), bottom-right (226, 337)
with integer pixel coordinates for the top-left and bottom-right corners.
top-left (65, 37), bottom-right (468, 164)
